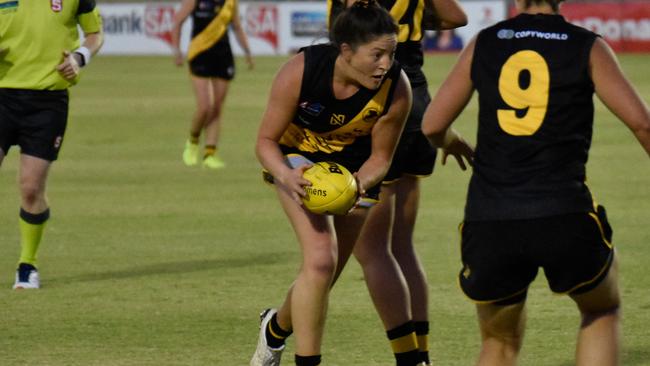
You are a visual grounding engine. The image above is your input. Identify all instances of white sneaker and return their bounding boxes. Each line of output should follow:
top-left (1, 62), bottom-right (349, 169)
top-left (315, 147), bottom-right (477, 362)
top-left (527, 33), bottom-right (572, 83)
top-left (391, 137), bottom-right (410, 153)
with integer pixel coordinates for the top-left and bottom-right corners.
top-left (250, 308), bottom-right (284, 366)
top-left (13, 263), bottom-right (40, 289)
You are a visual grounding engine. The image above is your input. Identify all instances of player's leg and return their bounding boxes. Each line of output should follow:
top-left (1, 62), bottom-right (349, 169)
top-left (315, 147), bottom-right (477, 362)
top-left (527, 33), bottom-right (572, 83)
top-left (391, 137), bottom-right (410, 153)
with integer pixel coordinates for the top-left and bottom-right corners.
top-left (353, 184), bottom-right (420, 366)
top-left (12, 90), bottom-right (67, 290)
top-left (14, 154), bottom-right (52, 289)
top-left (202, 78), bottom-right (229, 169)
top-left (183, 76), bottom-right (212, 166)
top-left (252, 208), bottom-right (369, 366)
top-left (570, 257), bottom-right (621, 366)
top-left (475, 301), bottom-right (526, 366)
top-left (391, 175), bottom-right (431, 364)
top-left (545, 207), bottom-right (619, 366)
top-left (269, 185), bottom-right (342, 362)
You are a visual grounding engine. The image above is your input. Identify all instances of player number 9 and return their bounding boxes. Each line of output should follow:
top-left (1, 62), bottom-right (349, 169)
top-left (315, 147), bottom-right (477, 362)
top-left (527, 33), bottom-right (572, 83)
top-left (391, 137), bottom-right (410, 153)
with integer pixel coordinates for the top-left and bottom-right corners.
top-left (497, 50), bottom-right (550, 136)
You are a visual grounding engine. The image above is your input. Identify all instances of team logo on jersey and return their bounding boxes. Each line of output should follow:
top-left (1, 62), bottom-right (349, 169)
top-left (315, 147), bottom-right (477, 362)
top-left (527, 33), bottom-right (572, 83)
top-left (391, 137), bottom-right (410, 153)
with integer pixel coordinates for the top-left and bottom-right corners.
top-left (362, 108), bottom-right (380, 123)
top-left (51, 0), bottom-right (63, 12)
top-left (330, 114), bottom-right (346, 126)
top-left (299, 101), bottom-right (325, 116)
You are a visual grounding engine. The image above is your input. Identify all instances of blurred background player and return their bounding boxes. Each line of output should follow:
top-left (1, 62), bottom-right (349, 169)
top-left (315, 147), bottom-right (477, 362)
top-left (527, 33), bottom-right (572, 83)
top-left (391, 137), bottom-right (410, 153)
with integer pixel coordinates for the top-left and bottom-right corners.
top-left (423, 0), bottom-right (650, 365)
top-left (251, 2), bottom-right (411, 365)
top-left (327, 0), bottom-right (467, 364)
top-left (0, 0), bottom-right (103, 289)
top-left (172, 0), bottom-right (253, 169)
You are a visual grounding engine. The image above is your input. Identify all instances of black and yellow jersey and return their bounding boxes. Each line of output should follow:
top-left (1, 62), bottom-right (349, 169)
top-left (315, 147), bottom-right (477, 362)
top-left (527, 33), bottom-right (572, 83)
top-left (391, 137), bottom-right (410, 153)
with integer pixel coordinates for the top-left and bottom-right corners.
top-left (327, 0), bottom-right (427, 88)
top-left (0, 0), bottom-right (102, 90)
top-left (466, 13), bottom-right (599, 221)
top-left (187, 0), bottom-right (235, 61)
top-left (279, 43), bottom-right (401, 171)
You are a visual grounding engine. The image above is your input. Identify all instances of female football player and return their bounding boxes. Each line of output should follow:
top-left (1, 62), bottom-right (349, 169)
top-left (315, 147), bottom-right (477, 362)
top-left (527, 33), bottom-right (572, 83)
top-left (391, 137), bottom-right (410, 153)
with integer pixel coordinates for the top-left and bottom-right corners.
top-left (171, 0), bottom-right (253, 169)
top-left (250, 2), bottom-right (412, 365)
top-left (422, 0), bottom-right (650, 365)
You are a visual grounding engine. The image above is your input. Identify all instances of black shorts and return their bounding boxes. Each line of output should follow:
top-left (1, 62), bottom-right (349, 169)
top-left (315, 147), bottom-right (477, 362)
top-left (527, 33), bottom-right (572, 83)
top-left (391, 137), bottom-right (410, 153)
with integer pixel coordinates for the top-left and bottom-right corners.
top-left (383, 83), bottom-right (436, 182)
top-left (189, 42), bottom-right (235, 80)
top-left (0, 88), bottom-right (69, 161)
top-left (384, 130), bottom-right (436, 182)
top-left (459, 205), bottom-right (614, 305)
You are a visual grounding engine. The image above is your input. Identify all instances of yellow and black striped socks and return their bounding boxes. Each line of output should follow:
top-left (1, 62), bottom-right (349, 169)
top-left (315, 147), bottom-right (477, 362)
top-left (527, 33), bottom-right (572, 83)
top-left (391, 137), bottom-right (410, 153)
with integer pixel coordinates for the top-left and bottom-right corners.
top-left (387, 322), bottom-right (421, 366)
top-left (265, 312), bottom-right (292, 349)
top-left (18, 208), bottom-right (50, 266)
top-left (415, 321), bottom-right (430, 365)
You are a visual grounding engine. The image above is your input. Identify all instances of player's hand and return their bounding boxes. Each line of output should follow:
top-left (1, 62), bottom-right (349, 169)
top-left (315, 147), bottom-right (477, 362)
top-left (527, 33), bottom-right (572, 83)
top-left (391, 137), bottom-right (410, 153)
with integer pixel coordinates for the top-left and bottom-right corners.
top-left (173, 49), bottom-right (184, 67)
top-left (55, 51), bottom-right (81, 81)
top-left (346, 173), bottom-right (366, 214)
top-left (245, 54), bottom-right (254, 70)
top-left (442, 130), bottom-right (474, 170)
top-left (278, 164), bottom-right (313, 205)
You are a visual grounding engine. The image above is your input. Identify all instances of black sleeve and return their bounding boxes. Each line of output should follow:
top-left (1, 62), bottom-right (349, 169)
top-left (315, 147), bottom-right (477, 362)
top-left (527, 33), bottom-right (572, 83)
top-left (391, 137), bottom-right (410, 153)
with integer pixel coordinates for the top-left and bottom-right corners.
top-left (77, 0), bottom-right (96, 15)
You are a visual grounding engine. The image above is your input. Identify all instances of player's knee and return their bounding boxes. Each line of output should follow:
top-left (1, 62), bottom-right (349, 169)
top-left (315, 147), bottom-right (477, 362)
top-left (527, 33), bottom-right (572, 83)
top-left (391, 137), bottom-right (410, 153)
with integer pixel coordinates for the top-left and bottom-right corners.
top-left (20, 183), bottom-right (44, 206)
top-left (580, 304), bottom-right (621, 328)
top-left (303, 253), bottom-right (337, 283)
top-left (354, 244), bottom-right (389, 267)
top-left (195, 105), bottom-right (211, 121)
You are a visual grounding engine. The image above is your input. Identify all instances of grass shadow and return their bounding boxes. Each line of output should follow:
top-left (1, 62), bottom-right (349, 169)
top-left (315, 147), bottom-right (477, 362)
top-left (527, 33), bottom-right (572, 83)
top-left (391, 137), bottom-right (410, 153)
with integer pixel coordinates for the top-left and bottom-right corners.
top-left (45, 252), bottom-right (292, 285)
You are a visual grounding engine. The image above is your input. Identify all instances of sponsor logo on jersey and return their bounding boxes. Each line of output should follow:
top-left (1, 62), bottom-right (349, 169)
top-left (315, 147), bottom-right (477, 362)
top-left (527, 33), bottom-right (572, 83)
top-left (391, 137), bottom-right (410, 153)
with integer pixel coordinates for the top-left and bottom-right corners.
top-left (330, 114), bottom-right (345, 126)
top-left (498, 29), bottom-right (569, 41)
top-left (299, 101), bottom-right (325, 116)
top-left (51, 0), bottom-right (62, 12)
top-left (497, 29), bottom-right (515, 39)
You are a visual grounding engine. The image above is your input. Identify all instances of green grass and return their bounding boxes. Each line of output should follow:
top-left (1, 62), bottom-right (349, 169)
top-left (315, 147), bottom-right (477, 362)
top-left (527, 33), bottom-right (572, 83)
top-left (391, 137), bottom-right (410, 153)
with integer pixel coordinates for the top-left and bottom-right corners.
top-left (1, 53), bottom-right (649, 365)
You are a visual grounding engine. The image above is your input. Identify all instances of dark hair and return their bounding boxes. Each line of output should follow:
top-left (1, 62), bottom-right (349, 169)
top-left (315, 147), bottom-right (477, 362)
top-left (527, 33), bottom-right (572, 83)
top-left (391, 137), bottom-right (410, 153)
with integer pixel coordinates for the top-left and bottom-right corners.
top-left (330, 0), bottom-right (398, 51)
top-left (522, 0), bottom-right (565, 12)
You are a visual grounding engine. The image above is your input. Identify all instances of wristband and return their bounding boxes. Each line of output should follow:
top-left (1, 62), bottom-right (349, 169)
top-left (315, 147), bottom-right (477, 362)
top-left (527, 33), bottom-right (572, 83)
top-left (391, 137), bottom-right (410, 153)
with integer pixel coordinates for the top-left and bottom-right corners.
top-left (74, 46), bottom-right (91, 67)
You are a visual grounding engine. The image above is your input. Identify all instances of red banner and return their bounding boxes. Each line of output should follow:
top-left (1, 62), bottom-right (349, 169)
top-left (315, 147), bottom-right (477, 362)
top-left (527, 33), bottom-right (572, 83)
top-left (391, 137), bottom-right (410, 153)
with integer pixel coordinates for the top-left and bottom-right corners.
top-left (510, 2), bottom-right (650, 52)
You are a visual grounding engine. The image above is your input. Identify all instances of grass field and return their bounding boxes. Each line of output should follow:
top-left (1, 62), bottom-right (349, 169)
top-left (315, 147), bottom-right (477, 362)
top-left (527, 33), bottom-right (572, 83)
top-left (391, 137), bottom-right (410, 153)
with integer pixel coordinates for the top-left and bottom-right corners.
top-left (1, 53), bottom-right (649, 365)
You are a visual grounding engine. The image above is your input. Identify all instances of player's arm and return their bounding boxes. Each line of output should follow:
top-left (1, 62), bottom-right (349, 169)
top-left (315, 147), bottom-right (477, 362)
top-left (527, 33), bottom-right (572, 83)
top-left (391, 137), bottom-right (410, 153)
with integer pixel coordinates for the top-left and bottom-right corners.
top-left (230, 0), bottom-right (253, 70)
top-left (425, 0), bottom-right (467, 30)
top-left (57, 0), bottom-right (104, 81)
top-left (590, 37), bottom-right (650, 157)
top-left (422, 37), bottom-right (475, 169)
top-left (171, 0), bottom-right (196, 66)
top-left (255, 53), bottom-right (311, 203)
top-left (356, 70), bottom-right (411, 192)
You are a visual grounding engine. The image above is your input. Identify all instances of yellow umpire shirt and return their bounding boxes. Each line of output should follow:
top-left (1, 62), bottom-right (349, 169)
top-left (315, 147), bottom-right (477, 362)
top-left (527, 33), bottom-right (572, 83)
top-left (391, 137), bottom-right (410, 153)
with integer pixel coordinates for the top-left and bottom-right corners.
top-left (0, 0), bottom-right (102, 90)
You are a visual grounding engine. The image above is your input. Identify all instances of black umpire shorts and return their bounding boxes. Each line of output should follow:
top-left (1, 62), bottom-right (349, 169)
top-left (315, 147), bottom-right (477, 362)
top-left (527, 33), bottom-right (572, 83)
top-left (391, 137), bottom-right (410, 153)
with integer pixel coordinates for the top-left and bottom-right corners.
top-left (383, 83), bottom-right (436, 182)
top-left (459, 205), bottom-right (614, 305)
top-left (189, 42), bottom-right (235, 80)
top-left (0, 88), bottom-right (69, 161)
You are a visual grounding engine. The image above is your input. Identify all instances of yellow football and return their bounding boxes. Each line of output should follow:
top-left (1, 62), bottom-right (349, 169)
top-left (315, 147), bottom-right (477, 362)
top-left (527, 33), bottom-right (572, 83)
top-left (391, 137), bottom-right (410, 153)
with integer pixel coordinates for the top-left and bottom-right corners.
top-left (301, 162), bottom-right (358, 215)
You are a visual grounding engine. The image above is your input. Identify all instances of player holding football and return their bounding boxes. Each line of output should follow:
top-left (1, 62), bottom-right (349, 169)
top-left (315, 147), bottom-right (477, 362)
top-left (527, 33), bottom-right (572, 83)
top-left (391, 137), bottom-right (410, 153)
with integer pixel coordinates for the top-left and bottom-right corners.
top-left (250, 2), bottom-right (412, 365)
top-left (422, 0), bottom-right (650, 365)
top-left (0, 0), bottom-right (103, 289)
top-left (172, 0), bottom-right (253, 169)
top-left (329, 0), bottom-right (469, 364)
